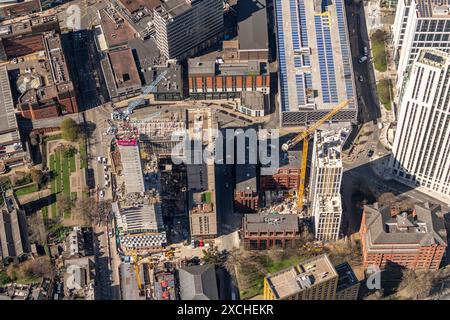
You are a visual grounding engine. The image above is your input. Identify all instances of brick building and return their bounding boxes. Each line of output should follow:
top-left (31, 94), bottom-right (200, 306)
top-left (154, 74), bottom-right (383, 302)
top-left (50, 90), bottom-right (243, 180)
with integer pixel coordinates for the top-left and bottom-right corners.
top-left (234, 163), bottom-right (259, 213)
top-left (242, 213), bottom-right (300, 250)
top-left (261, 151), bottom-right (301, 190)
top-left (360, 202), bottom-right (447, 271)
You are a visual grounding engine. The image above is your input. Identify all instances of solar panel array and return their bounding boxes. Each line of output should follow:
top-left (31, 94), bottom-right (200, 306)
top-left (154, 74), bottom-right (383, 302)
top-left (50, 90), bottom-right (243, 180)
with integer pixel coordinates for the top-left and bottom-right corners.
top-left (314, 12), bottom-right (338, 104)
top-left (335, 0), bottom-right (355, 107)
top-left (275, 0), bottom-right (290, 112)
top-left (290, 0), bottom-right (301, 51)
top-left (296, 74), bottom-right (305, 105)
top-left (274, 0), bottom-right (356, 121)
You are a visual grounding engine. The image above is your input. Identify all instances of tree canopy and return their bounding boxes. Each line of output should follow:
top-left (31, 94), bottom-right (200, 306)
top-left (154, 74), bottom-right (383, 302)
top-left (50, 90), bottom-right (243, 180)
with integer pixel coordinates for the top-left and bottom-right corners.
top-left (60, 118), bottom-right (80, 141)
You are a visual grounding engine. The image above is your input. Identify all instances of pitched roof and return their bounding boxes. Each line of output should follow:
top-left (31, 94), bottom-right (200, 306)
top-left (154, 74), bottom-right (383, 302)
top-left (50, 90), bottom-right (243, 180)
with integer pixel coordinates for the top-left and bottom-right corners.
top-left (178, 264), bottom-right (219, 300)
top-left (364, 202), bottom-right (447, 247)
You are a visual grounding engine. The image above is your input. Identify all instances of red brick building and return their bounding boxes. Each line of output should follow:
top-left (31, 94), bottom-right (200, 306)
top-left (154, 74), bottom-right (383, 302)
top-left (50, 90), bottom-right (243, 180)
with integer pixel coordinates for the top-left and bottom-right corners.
top-left (234, 163), bottom-right (259, 213)
top-left (359, 202), bottom-right (447, 271)
top-left (242, 213), bottom-right (300, 250)
top-left (261, 151), bottom-right (301, 190)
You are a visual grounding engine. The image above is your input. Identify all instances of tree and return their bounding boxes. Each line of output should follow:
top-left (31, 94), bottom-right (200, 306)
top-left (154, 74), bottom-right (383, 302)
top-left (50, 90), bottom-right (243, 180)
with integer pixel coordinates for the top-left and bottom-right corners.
top-left (57, 194), bottom-right (72, 213)
top-left (62, 146), bottom-right (77, 158)
top-left (74, 197), bottom-right (97, 225)
top-left (28, 213), bottom-right (47, 245)
top-left (377, 192), bottom-right (396, 207)
top-left (60, 118), bottom-right (79, 141)
top-left (29, 132), bottom-right (40, 146)
top-left (202, 246), bottom-right (225, 265)
top-left (30, 168), bottom-right (44, 186)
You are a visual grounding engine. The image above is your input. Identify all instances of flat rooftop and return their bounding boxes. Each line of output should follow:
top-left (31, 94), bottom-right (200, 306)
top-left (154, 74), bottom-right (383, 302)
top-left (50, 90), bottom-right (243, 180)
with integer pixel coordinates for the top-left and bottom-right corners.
top-left (417, 48), bottom-right (449, 68)
top-left (412, 0), bottom-right (450, 18)
top-left (0, 66), bottom-right (19, 133)
top-left (118, 0), bottom-right (161, 13)
top-left (335, 262), bottom-right (359, 292)
top-left (275, 0), bottom-right (356, 113)
top-left (266, 254), bottom-right (338, 299)
top-left (99, 8), bottom-right (136, 48)
top-left (315, 129), bottom-right (349, 168)
top-left (236, 0), bottom-right (268, 51)
top-left (158, 0), bottom-right (192, 19)
top-left (108, 48), bottom-right (142, 89)
top-left (244, 213), bottom-right (298, 233)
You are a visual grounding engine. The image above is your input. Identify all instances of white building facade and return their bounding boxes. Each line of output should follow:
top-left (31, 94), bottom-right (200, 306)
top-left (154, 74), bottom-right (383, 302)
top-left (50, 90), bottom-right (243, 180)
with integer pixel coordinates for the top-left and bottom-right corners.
top-left (393, 0), bottom-right (450, 90)
top-left (309, 129), bottom-right (346, 241)
top-left (389, 49), bottom-right (450, 202)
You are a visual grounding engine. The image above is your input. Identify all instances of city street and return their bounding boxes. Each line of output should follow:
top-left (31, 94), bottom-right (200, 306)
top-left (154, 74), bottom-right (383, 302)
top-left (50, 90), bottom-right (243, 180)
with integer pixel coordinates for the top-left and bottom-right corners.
top-left (346, 0), bottom-right (381, 123)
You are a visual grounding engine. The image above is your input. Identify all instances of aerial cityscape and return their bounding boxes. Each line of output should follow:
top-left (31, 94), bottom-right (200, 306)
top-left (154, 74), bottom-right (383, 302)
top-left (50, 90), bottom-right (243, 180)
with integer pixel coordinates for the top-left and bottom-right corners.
top-left (0, 0), bottom-right (450, 306)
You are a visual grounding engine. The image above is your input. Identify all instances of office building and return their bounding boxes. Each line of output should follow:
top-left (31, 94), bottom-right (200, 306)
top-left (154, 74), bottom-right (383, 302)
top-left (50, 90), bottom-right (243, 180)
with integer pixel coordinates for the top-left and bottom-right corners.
top-left (274, 0), bottom-right (357, 126)
top-left (0, 66), bottom-right (26, 172)
top-left (393, 0), bottom-right (450, 90)
top-left (359, 202), bottom-right (447, 271)
top-left (242, 213), bottom-right (300, 250)
top-left (153, 0), bottom-right (224, 60)
top-left (263, 254), bottom-right (338, 300)
top-left (0, 190), bottom-right (30, 264)
top-left (188, 55), bottom-right (270, 100)
top-left (335, 263), bottom-right (360, 300)
top-left (117, 139), bottom-right (146, 194)
top-left (389, 49), bottom-right (450, 201)
top-left (234, 0), bottom-right (269, 61)
top-left (309, 129), bottom-right (348, 241)
top-left (187, 109), bottom-right (218, 239)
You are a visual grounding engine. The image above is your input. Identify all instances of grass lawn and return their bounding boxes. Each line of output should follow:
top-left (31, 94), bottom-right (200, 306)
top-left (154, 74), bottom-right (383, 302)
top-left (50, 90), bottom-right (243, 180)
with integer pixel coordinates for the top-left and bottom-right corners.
top-left (15, 184), bottom-right (38, 196)
top-left (69, 154), bottom-right (76, 173)
top-left (238, 253), bottom-right (312, 299)
top-left (79, 139), bottom-right (87, 169)
top-left (61, 155), bottom-right (71, 196)
top-left (43, 133), bottom-right (62, 142)
top-left (54, 151), bottom-right (62, 193)
top-left (42, 206), bottom-right (48, 220)
top-left (377, 79), bottom-right (393, 110)
top-left (371, 30), bottom-right (388, 72)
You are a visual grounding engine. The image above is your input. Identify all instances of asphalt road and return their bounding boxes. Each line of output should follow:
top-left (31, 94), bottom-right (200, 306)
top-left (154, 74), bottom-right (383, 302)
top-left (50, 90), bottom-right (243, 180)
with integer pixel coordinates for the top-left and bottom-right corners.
top-left (346, 1), bottom-right (381, 123)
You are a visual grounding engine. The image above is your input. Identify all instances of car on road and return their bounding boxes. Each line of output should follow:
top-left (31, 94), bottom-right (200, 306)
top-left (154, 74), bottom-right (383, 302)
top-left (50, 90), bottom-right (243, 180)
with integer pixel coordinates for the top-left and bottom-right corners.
top-left (358, 75), bottom-right (364, 82)
top-left (99, 190), bottom-right (105, 198)
top-left (358, 55), bottom-right (368, 63)
top-left (367, 150), bottom-right (374, 158)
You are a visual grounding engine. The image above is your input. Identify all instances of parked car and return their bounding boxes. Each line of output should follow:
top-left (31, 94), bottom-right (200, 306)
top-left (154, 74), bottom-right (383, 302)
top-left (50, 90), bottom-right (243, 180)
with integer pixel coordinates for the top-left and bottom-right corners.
top-left (99, 190), bottom-right (105, 198)
top-left (97, 156), bottom-right (102, 163)
top-left (363, 46), bottom-right (369, 56)
top-left (367, 150), bottom-right (374, 157)
top-left (358, 75), bottom-right (364, 82)
top-left (358, 55), bottom-right (368, 63)
top-left (102, 157), bottom-right (107, 164)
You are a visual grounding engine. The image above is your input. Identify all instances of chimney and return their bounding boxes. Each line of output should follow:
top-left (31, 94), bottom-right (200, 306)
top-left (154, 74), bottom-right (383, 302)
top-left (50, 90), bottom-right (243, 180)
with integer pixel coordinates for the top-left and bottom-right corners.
top-left (390, 204), bottom-right (400, 217)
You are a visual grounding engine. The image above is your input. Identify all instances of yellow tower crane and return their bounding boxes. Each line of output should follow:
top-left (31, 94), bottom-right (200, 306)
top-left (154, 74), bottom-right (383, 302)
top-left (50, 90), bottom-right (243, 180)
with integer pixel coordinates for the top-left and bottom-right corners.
top-left (130, 250), bottom-right (144, 295)
top-left (281, 100), bottom-right (350, 209)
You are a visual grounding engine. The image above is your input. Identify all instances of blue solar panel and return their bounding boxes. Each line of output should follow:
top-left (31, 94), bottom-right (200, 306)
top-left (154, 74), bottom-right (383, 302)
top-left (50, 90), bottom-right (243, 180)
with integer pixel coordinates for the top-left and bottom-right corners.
top-left (294, 57), bottom-right (302, 68)
top-left (298, 0), bottom-right (309, 47)
top-left (290, 0), bottom-right (300, 51)
top-left (335, 0), bottom-right (355, 107)
top-left (275, 0), bottom-right (290, 112)
top-left (296, 74), bottom-right (305, 105)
